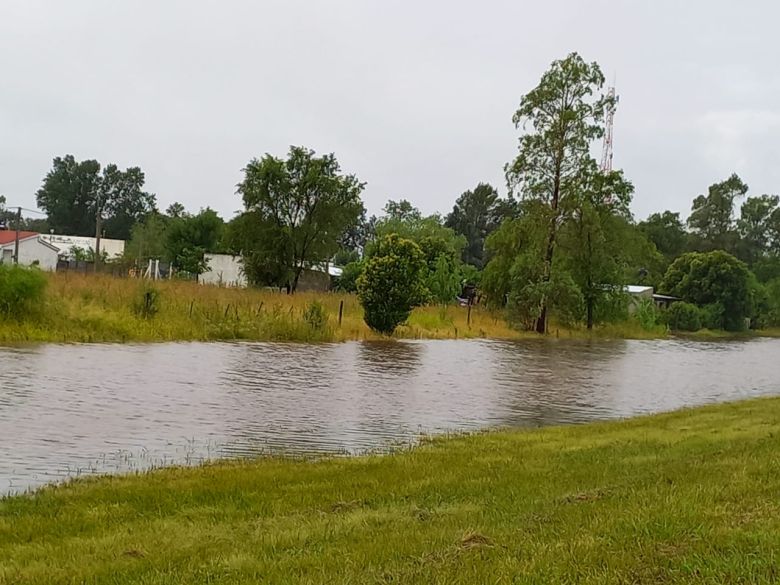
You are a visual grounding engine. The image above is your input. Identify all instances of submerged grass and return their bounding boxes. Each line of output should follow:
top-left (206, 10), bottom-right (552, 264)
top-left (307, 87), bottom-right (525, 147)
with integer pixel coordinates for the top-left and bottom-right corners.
top-left (3, 397), bottom-right (780, 583)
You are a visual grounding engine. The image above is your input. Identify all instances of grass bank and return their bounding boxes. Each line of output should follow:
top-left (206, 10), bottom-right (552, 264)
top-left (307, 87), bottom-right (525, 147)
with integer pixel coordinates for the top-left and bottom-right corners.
top-left (2, 397), bottom-right (780, 583)
top-left (0, 272), bottom-right (665, 344)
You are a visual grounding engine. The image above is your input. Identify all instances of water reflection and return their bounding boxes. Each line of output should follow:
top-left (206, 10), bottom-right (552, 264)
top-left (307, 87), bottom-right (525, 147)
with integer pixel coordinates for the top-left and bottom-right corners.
top-left (1, 338), bottom-right (779, 494)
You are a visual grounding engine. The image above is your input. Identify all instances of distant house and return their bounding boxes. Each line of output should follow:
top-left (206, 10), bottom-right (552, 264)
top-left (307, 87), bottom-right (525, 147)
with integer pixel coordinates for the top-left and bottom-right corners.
top-left (198, 253), bottom-right (342, 291)
top-left (0, 231), bottom-right (59, 271)
top-left (199, 254), bottom-right (247, 287)
top-left (624, 285), bottom-right (680, 312)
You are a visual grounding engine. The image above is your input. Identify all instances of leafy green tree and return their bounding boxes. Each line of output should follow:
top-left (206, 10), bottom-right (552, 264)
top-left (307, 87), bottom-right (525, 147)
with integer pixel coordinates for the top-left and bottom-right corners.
top-left (373, 200), bottom-right (466, 265)
top-left (0, 197), bottom-right (50, 232)
top-left (382, 199), bottom-right (421, 222)
top-left (444, 183), bottom-right (516, 269)
top-left (0, 196), bottom-right (14, 229)
top-left (236, 147), bottom-right (365, 292)
top-left (559, 165), bottom-right (640, 329)
top-left (638, 211), bottom-right (688, 264)
top-left (333, 260), bottom-right (363, 293)
top-left (165, 208), bottom-right (224, 275)
top-left (165, 202), bottom-right (187, 219)
top-left (427, 253), bottom-right (461, 304)
top-left (357, 235), bottom-right (430, 334)
top-left (125, 212), bottom-right (170, 262)
top-left (660, 250), bottom-right (754, 331)
top-left (505, 53), bottom-right (610, 333)
top-left (482, 200), bottom-right (586, 329)
top-left (35, 155), bottom-right (155, 239)
top-left (687, 174), bottom-right (747, 254)
top-left (100, 164), bottom-right (156, 240)
top-left (736, 194), bottom-right (780, 264)
top-left (482, 201), bottom-right (548, 310)
top-left (224, 210), bottom-right (292, 288)
top-left (338, 208), bottom-right (376, 257)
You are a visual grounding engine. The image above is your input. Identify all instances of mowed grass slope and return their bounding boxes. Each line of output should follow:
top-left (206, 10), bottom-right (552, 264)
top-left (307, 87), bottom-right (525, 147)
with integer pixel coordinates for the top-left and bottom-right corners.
top-left (2, 397), bottom-right (780, 584)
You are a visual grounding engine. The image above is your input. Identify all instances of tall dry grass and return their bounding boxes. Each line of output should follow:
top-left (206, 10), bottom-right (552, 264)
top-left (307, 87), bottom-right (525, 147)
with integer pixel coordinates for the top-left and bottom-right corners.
top-left (0, 272), bottom-right (523, 343)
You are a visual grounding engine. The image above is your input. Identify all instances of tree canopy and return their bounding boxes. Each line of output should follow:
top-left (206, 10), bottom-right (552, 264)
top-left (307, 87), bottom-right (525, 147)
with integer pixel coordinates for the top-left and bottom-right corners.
top-left (235, 146), bottom-right (365, 291)
top-left (35, 155), bottom-right (156, 240)
top-left (687, 174), bottom-right (748, 254)
top-left (445, 183), bottom-right (516, 269)
top-left (638, 211), bottom-right (688, 265)
top-left (660, 251), bottom-right (754, 331)
top-left (502, 52), bottom-right (612, 332)
top-left (165, 208), bottom-right (224, 275)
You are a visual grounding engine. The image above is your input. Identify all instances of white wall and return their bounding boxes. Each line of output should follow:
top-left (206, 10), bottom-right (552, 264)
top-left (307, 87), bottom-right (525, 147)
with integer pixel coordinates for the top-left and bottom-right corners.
top-left (0, 238), bottom-right (58, 271)
top-left (199, 254), bottom-right (247, 287)
top-left (42, 234), bottom-right (126, 259)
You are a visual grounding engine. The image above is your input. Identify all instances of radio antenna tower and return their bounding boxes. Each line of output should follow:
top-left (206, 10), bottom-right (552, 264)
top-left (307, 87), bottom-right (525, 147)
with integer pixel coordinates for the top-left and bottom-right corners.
top-left (600, 86), bottom-right (616, 173)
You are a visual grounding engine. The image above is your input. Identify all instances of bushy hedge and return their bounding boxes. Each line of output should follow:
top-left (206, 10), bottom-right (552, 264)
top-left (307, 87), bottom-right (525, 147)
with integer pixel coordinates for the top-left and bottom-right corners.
top-left (666, 301), bottom-right (702, 332)
top-left (357, 234), bottom-right (429, 334)
top-left (0, 265), bottom-right (47, 318)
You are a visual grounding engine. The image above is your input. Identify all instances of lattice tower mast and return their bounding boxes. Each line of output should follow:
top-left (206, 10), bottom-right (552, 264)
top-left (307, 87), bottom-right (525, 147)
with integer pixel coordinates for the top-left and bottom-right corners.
top-left (600, 86), bottom-right (616, 173)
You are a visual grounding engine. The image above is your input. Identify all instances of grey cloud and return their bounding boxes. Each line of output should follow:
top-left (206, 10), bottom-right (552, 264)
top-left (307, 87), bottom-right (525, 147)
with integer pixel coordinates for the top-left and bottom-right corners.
top-left (1, 0), bottom-right (778, 223)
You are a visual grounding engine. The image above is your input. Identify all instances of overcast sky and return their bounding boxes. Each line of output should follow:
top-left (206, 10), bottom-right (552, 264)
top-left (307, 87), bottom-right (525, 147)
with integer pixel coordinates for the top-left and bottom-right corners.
top-left (2, 0), bottom-right (779, 223)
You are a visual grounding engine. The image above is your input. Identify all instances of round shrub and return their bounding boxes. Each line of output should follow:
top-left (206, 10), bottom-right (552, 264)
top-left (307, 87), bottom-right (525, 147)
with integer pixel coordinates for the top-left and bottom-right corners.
top-left (666, 301), bottom-right (702, 332)
top-left (132, 284), bottom-right (160, 319)
top-left (357, 234), bottom-right (430, 334)
top-left (303, 300), bottom-right (328, 330)
top-left (0, 265), bottom-right (47, 318)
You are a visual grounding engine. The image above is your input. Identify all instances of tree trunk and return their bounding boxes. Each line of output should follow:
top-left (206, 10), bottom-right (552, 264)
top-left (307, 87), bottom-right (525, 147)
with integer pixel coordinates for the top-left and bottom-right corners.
top-left (586, 297), bottom-right (594, 330)
top-left (586, 233), bottom-right (594, 330)
top-left (535, 173), bottom-right (561, 334)
top-left (535, 305), bottom-right (547, 334)
top-left (291, 266), bottom-right (303, 293)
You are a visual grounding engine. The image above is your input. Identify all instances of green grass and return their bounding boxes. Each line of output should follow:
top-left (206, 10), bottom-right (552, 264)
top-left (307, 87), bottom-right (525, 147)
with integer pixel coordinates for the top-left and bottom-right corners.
top-left (3, 397), bottom-right (780, 583)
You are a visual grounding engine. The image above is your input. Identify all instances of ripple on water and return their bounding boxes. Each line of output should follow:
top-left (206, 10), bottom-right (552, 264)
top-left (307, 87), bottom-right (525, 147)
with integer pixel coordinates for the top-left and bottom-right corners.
top-left (1, 338), bottom-right (779, 494)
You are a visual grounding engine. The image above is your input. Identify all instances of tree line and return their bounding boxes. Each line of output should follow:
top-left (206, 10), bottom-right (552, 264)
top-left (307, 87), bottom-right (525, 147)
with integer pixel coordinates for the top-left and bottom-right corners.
top-left (5, 53), bottom-right (780, 334)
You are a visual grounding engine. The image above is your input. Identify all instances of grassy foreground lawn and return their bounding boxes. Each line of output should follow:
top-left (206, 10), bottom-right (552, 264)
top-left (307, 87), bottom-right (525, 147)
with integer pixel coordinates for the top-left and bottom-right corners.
top-left (2, 398), bottom-right (780, 583)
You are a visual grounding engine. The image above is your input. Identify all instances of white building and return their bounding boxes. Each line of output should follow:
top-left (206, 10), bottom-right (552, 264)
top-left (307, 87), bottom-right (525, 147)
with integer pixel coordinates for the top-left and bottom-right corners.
top-left (199, 253), bottom-right (247, 287)
top-left (41, 234), bottom-right (126, 260)
top-left (198, 254), bottom-right (342, 289)
top-left (0, 231), bottom-right (59, 271)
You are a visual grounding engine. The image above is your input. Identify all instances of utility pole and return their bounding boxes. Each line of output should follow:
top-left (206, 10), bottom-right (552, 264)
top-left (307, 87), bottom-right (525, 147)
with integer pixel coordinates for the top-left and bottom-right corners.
top-left (13, 207), bottom-right (21, 264)
top-left (94, 199), bottom-right (102, 273)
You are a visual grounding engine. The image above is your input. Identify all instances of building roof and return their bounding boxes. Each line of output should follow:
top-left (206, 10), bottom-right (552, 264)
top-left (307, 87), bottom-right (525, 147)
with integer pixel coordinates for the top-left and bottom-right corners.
top-left (625, 285), bottom-right (653, 295)
top-left (653, 293), bottom-right (681, 301)
top-left (0, 230), bottom-right (39, 245)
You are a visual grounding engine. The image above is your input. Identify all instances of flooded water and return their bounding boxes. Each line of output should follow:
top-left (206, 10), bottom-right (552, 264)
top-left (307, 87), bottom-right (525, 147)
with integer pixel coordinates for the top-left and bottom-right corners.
top-left (1, 338), bottom-right (779, 494)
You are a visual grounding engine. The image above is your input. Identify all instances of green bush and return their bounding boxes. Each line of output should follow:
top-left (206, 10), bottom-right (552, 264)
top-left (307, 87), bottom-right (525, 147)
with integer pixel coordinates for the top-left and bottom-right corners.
top-left (334, 261), bottom-right (363, 293)
top-left (661, 251), bottom-right (752, 331)
top-left (631, 298), bottom-right (661, 331)
top-left (357, 234), bottom-right (430, 334)
top-left (666, 302), bottom-right (702, 332)
top-left (700, 303), bottom-right (725, 330)
top-left (133, 284), bottom-right (160, 319)
top-left (0, 265), bottom-right (47, 318)
top-left (302, 300), bottom-right (328, 330)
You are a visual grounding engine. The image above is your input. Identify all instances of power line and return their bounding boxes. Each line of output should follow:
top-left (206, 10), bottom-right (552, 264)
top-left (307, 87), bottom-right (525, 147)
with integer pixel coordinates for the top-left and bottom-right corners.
top-left (2, 206), bottom-right (47, 216)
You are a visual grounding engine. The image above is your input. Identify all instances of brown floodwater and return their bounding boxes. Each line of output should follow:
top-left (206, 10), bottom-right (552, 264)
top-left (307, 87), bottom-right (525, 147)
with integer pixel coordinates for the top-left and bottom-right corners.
top-left (1, 338), bottom-right (779, 494)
